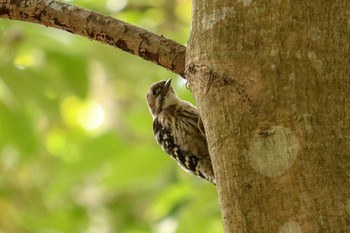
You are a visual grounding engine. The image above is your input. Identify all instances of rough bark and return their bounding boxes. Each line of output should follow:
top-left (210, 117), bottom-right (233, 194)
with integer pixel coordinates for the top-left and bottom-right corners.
top-left (0, 0), bottom-right (186, 76)
top-left (1, 0), bottom-right (350, 232)
top-left (186, 0), bottom-right (349, 232)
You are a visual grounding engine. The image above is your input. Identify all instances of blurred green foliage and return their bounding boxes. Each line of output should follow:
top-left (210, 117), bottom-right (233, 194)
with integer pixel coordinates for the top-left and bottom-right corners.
top-left (0, 0), bottom-right (222, 232)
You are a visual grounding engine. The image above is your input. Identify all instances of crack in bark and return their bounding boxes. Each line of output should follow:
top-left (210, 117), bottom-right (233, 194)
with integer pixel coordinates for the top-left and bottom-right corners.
top-left (187, 63), bottom-right (258, 114)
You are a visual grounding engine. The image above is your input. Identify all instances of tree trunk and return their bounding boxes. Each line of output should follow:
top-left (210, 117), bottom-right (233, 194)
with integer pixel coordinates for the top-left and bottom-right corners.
top-left (186, 0), bottom-right (349, 232)
top-left (1, 0), bottom-right (349, 232)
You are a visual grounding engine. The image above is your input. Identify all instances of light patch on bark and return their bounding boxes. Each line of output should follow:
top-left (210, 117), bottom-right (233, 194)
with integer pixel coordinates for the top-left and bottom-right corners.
top-left (295, 50), bottom-right (302, 60)
top-left (307, 51), bottom-right (323, 74)
top-left (45, 0), bottom-right (74, 11)
top-left (270, 48), bottom-right (279, 57)
top-left (345, 199), bottom-right (350, 214)
top-left (201, 7), bottom-right (235, 30)
top-left (307, 27), bottom-right (322, 41)
top-left (47, 1), bottom-right (63, 11)
top-left (247, 126), bottom-right (300, 177)
top-left (279, 221), bottom-right (302, 233)
top-left (237, 0), bottom-right (252, 6)
top-left (289, 72), bottom-right (295, 82)
top-left (283, 72), bottom-right (296, 90)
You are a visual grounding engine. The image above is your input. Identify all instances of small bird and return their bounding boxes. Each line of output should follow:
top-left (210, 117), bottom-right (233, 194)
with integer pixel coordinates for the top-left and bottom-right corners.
top-left (146, 79), bottom-right (215, 184)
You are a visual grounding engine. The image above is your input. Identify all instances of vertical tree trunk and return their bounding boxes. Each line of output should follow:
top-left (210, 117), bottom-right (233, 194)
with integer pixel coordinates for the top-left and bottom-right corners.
top-left (186, 0), bottom-right (349, 232)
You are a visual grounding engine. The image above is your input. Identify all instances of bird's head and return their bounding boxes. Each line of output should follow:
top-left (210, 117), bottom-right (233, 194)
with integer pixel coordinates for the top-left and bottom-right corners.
top-left (147, 79), bottom-right (177, 117)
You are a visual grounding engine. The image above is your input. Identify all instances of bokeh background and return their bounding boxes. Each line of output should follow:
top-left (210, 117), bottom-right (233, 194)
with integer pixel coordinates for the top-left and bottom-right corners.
top-left (0, 0), bottom-right (222, 232)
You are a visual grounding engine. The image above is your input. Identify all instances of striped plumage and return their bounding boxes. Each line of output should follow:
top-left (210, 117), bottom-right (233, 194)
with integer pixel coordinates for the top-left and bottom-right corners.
top-left (146, 79), bottom-right (215, 184)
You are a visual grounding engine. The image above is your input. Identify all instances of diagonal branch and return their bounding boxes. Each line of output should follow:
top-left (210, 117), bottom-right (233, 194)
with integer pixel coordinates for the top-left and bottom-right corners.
top-left (0, 0), bottom-right (186, 77)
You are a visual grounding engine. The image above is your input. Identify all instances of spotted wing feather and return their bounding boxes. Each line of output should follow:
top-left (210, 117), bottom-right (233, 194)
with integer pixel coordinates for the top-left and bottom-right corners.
top-left (152, 118), bottom-right (206, 179)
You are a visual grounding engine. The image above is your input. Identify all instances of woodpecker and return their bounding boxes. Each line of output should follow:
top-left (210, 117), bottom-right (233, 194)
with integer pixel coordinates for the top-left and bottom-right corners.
top-left (146, 79), bottom-right (215, 184)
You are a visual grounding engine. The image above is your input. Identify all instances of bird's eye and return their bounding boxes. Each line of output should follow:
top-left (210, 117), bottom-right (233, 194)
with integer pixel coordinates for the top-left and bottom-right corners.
top-left (152, 90), bottom-right (157, 95)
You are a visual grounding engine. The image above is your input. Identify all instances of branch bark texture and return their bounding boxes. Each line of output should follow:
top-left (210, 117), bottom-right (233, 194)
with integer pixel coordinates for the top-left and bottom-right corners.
top-left (0, 0), bottom-right (186, 76)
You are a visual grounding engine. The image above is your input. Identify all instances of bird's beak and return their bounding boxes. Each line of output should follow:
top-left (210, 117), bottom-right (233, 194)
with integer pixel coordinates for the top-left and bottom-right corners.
top-left (163, 79), bottom-right (172, 93)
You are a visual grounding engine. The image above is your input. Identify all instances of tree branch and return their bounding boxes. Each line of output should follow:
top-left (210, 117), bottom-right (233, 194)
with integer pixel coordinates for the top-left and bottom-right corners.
top-left (0, 0), bottom-right (186, 77)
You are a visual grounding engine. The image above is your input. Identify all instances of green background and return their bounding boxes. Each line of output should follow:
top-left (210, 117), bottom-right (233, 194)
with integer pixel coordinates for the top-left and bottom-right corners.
top-left (0, 0), bottom-right (222, 232)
